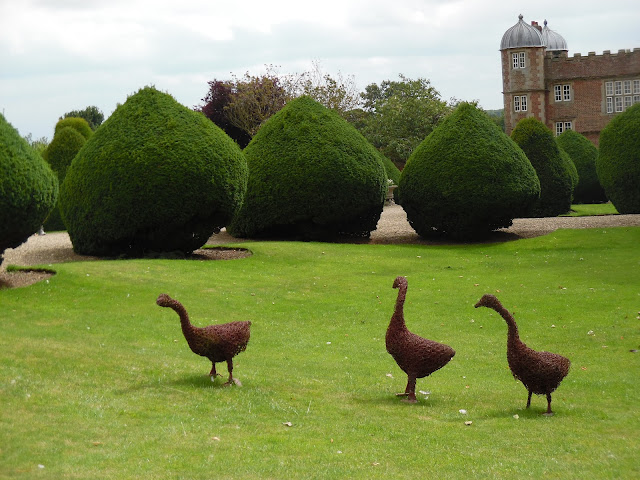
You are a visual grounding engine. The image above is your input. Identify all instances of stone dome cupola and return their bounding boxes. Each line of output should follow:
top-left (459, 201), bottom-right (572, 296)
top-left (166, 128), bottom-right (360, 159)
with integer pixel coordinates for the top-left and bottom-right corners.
top-left (500, 14), bottom-right (544, 50)
top-left (541, 20), bottom-right (568, 51)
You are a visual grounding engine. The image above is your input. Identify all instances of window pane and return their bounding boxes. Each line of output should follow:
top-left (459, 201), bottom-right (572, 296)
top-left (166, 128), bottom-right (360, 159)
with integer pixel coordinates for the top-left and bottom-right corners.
top-left (634, 80), bottom-right (640, 94)
top-left (625, 96), bottom-right (632, 108)
top-left (513, 53), bottom-right (519, 69)
top-left (615, 81), bottom-right (622, 95)
top-left (563, 85), bottom-right (571, 101)
top-left (519, 52), bottom-right (525, 68)
top-left (556, 122), bottom-right (563, 135)
top-left (555, 85), bottom-right (562, 102)
top-left (521, 96), bottom-right (527, 111)
top-left (605, 82), bottom-right (613, 96)
top-left (514, 96), bottom-right (520, 112)
top-left (634, 95), bottom-right (640, 105)
top-left (607, 97), bottom-right (613, 113)
top-left (564, 122), bottom-right (572, 131)
top-left (615, 97), bottom-right (623, 112)
top-left (624, 81), bottom-right (632, 95)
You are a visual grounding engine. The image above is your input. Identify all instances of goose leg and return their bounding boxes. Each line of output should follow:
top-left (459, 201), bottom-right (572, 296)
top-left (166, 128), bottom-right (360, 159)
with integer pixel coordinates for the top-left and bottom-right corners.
top-left (223, 359), bottom-right (235, 386)
top-left (544, 393), bottom-right (554, 415)
top-left (396, 376), bottom-right (417, 403)
top-left (209, 363), bottom-right (219, 381)
top-left (526, 390), bottom-right (532, 409)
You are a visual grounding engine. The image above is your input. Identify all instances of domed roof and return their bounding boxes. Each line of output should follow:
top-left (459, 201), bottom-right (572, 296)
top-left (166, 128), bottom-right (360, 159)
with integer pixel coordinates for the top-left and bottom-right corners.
top-left (541, 20), bottom-right (568, 51)
top-left (500, 14), bottom-right (544, 50)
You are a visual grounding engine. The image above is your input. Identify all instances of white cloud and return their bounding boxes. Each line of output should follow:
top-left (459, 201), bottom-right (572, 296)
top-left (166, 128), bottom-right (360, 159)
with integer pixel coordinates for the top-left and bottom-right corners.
top-left (1, 0), bottom-right (639, 139)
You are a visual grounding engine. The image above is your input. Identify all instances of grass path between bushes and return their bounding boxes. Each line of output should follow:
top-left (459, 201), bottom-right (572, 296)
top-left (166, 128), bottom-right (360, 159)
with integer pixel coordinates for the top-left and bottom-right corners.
top-left (1, 227), bottom-right (639, 479)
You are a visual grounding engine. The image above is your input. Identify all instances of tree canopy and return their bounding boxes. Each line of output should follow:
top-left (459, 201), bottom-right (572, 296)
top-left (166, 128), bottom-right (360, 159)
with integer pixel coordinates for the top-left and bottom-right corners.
top-left (61, 106), bottom-right (104, 131)
top-left (355, 75), bottom-right (452, 168)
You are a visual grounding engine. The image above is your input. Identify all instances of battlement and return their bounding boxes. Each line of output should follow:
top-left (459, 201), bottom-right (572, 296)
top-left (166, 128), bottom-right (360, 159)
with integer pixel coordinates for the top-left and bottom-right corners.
top-left (546, 47), bottom-right (640, 61)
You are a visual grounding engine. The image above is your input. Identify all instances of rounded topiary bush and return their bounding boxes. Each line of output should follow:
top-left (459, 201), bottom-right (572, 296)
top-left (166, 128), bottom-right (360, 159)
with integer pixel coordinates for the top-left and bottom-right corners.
top-left (59, 86), bottom-right (248, 256)
top-left (0, 114), bottom-right (58, 262)
top-left (54, 117), bottom-right (93, 140)
top-left (511, 118), bottom-right (574, 217)
top-left (397, 103), bottom-right (540, 240)
top-left (557, 130), bottom-right (605, 203)
top-left (596, 103), bottom-right (640, 213)
top-left (228, 96), bottom-right (386, 240)
top-left (43, 126), bottom-right (86, 231)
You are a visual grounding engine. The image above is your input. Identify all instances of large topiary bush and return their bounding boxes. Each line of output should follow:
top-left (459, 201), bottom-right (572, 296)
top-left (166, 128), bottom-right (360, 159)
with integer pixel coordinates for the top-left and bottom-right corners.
top-left (596, 103), bottom-right (640, 213)
top-left (511, 118), bottom-right (574, 217)
top-left (59, 86), bottom-right (248, 256)
top-left (0, 114), bottom-right (58, 263)
top-left (54, 117), bottom-right (93, 140)
top-left (397, 103), bottom-right (540, 239)
top-left (557, 129), bottom-right (606, 203)
top-left (228, 96), bottom-right (387, 240)
top-left (42, 126), bottom-right (86, 231)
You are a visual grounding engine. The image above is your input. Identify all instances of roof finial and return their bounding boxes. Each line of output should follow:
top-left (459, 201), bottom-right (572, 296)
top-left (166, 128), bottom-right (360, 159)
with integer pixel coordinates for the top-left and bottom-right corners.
top-left (518, 14), bottom-right (523, 21)
top-left (544, 19), bottom-right (548, 27)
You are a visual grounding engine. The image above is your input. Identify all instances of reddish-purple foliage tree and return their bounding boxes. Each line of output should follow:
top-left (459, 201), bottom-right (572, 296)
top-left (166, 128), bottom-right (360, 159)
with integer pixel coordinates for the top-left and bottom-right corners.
top-left (195, 80), bottom-right (252, 148)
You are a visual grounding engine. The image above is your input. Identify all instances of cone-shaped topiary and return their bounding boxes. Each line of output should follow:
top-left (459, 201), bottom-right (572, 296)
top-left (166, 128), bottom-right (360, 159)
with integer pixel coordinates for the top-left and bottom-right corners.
top-left (596, 103), bottom-right (640, 213)
top-left (59, 86), bottom-right (248, 256)
top-left (511, 118), bottom-right (574, 217)
top-left (397, 103), bottom-right (540, 239)
top-left (557, 129), bottom-right (606, 203)
top-left (43, 126), bottom-right (86, 231)
top-left (228, 96), bottom-right (387, 240)
top-left (0, 114), bottom-right (58, 263)
top-left (54, 117), bottom-right (93, 141)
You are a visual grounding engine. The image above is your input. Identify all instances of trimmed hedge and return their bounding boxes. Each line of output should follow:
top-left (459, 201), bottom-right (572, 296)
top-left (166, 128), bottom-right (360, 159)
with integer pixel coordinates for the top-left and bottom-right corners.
top-left (228, 96), bottom-right (387, 240)
top-left (398, 103), bottom-right (540, 239)
top-left (511, 118), bottom-right (574, 217)
top-left (0, 114), bottom-right (58, 261)
top-left (59, 86), bottom-right (248, 256)
top-left (43, 126), bottom-right (86, 231)
top-left (54, 117), bottom-right (93, 140)
top-left (557, 129), bottom-right (606, 203)
top-left (596, 103), bottom-right (640, 213)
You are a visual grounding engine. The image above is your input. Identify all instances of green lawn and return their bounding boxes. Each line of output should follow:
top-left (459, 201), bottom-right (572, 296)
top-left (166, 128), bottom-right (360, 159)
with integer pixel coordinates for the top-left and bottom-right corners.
top-left (562, 203), bottom-right (619, 216)
top-left (1, 227), bottom-right (639, 479)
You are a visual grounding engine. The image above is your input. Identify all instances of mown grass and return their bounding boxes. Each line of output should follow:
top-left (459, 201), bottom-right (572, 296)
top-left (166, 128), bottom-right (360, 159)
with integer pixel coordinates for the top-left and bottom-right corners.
top-left (562, 203), bottom-right (619, 216)
top-left (1, 227), bottom-right (639, 479)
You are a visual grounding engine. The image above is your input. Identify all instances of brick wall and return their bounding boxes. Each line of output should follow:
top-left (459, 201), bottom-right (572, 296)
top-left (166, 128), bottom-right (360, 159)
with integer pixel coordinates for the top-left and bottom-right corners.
top-left (502, 47), bottom-right (640, 144)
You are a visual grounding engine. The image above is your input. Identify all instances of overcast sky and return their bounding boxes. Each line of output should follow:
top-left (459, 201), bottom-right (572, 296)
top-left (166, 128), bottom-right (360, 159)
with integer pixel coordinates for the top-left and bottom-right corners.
top-left (1, 0), bottom-right (639, 141)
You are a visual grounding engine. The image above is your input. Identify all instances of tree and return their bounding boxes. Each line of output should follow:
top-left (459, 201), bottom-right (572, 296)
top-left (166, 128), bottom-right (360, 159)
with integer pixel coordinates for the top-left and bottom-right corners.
top-left (196, 64), bottom-right (362, 147)
top-left (296, 60), bottom-right (361, 117)
top-left (61, 106), bottom-right (104, 131)
top-left (196, 80), bottom-right (252, 148)
top-left (511, 118), bottom-right (574, 217)
top-left (557, 130), bottom-right (605, 203)
top-left (355, 75), bottom-right (452, 169)
top-left (1, 114), bottom-right (58, 264)
top-left (228, 96), bottom-right (386, 240)
top-left (596, 103), bottom-right (640, 213)
top-left (398, 103), bottom-right (539, 240)
top-left (60, 86), bottom-right (248, 257)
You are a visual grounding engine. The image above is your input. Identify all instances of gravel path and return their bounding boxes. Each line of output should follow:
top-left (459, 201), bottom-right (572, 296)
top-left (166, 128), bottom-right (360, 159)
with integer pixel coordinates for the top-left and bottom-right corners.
top-left (2, 204), bottom-right (639, 288)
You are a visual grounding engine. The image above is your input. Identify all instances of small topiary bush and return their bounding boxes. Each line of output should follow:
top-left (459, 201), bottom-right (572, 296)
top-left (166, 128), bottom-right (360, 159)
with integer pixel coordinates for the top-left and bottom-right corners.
top-left (54, 117), bottom-right (93, 141)
top-left (557, 130), bottom-right (605, 203)
top-left (596, 103), bottom-right (640, 213)
top-left (59, 86), bottom-right (248, 256)
top-left (42, 126), bottom-right (86, 231)
top-left (0, 114), bottom-right (58, 263)
top-left (228, 96), bottom-right (387, 240)
top-left (511, 118), bottom-right (574, 217)
top-left (397, 103), bottom-right (540, 240)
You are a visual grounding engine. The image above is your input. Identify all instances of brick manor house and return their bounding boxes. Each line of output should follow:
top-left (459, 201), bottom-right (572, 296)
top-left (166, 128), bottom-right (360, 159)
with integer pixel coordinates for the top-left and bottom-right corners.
top-left (500, 14), bottom-right (640, 145)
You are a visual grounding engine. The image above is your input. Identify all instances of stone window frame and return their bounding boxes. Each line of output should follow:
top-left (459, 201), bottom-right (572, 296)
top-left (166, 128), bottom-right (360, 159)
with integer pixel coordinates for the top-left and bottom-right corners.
top-left (555, 121), bottom-right (572, 136)
top-left (512, 52), bottom-right (526, 69)
top-left (554, 84), bottom-right (571, 102)
top-left (513, 95), bottom-right (527, 112)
